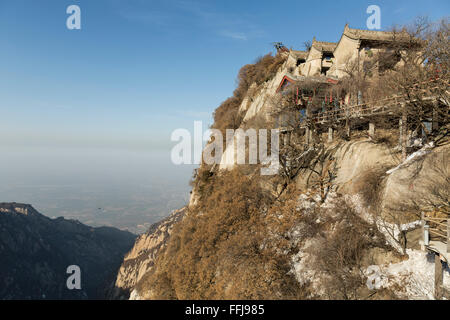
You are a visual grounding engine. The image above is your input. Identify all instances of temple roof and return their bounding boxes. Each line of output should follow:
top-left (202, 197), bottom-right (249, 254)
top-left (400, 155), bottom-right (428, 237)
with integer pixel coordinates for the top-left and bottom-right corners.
top-left (311, 38), bottom-right (337, 53)
top-left (276, 72), bottom-right (336, 92)
top-left (343, 24), bottom-right (410, 42)
top-left (290, 50), bottom-right (308, 59)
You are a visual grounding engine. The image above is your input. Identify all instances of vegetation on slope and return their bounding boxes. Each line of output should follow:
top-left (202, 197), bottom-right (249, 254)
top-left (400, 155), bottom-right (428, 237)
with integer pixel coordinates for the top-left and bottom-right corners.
top-left (212, 53), bottom-right (286, 136)
top-left (138, 170), bottom-right (304, 299)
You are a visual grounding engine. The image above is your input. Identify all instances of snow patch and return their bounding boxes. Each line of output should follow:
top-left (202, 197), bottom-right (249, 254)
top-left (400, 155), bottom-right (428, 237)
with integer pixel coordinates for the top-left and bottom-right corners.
top-left (365, 249), bottom-right (450, 300)
top-left (129, 289), bottom-right (143, 300)
top-left (291, 238), bottom-right (325, 296)
top-left (346, 194), bottom-right (421, 253)
top-left (386, 142), bottom-right (434, 175)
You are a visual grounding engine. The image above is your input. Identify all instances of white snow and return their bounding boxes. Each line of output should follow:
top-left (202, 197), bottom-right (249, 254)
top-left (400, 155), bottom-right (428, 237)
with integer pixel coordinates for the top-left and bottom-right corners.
top-left (365, 249), bottom-right (450, 300)
top-left (386, 142), bottom-right (434, 175)
top-left (129, 289), bottom-right (143, 300)
top-left (291, 238), bottom-right (326, 296)
top-left (291, 190), bottom-right (449, 300)
top-left (346, 194), bottom-right (421, 253)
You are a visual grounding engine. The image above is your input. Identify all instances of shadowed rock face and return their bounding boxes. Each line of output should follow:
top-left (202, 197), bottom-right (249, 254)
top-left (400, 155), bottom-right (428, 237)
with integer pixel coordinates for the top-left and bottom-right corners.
top-left (0, 203), bottom-right (136, 300)
top-left (109, 207), bottom-right (186, 300)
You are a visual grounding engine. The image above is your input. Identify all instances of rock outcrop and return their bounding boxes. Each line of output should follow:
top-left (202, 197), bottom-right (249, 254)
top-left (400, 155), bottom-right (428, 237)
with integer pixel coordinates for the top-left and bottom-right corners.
top-left (109, 207), bottom-right (186, 299)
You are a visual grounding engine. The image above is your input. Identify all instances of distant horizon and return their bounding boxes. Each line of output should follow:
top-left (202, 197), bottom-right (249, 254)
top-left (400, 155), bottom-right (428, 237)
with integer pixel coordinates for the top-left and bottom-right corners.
top-left (0, 146), bottom-right (194, 233)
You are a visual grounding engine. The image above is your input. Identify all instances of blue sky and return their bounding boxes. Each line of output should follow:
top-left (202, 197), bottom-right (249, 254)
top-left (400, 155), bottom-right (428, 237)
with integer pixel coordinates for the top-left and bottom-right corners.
top-left (0, 0), bottom-right (448, 151)
top-left (0, 0), bottom-right (448, 229)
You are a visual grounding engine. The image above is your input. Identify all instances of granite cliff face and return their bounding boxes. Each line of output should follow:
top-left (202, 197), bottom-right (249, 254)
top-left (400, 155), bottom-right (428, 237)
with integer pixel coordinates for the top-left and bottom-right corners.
top-left (109, 207), bottom-right (186, 299)
top-left (0, 203), bottom-right (136, 299)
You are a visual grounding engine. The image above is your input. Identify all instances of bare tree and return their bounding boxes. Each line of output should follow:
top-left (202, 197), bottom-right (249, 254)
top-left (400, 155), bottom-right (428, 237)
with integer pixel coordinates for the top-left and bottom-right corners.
top-left (373, 18), bottom-right (449, 146)
top-left (303, 40), bottom-right (312, 52)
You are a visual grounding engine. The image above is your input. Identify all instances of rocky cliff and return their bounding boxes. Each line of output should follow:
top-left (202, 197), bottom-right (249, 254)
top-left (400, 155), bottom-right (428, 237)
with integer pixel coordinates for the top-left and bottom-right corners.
top-left (122, 138), bottom-right (448, 299)
top-left (109, 207), bottom-right (186, 299)
top-left (114, 46), bottom-right (449, 299)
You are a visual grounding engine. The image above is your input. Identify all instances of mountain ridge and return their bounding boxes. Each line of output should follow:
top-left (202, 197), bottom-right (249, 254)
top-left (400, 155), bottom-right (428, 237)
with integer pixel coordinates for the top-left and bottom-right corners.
top-left (0, 202), bottom-right (136, 299)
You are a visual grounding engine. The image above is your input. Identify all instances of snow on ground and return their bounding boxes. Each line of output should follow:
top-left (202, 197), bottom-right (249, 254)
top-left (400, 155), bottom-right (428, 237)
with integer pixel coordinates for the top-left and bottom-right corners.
top-left (346, 194), bottom-right (421, 253)
top-left (292, 191), bottom-right (450, 300)
top-left (346, 194), bottom-right (450, 299)
top-left (289, 191), bottom-right (344, 296)
top-left (291, 238), bottom-right (326, 297)
top-left (374, 219), bottom-right (422, 253)
top-left (386, 142), bottom-right (434, 175)
top-left (365, 249), bottom-right (450, 300)
top-left (129, 289), bottom-right (143, 300)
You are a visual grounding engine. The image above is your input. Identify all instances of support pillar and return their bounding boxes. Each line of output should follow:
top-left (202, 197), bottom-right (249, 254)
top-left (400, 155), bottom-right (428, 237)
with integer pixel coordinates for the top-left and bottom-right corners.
top-left (401, 103), bottom-right (407, 161)
top-left (421, 212), bottom-right (425, 251)
top-left (305, 104), bottom-right (311, 145)
top-left (435, 254), bottom-right (443, 300)
top-left (447, 220), bottom-right (450, 253)
top-left (368, 122), bottom-right (375, 138)
top-left (432, 101), bottom-right (439, 133)
top-left (424, 225), bottom-right (430, 246)
top-left (328, 127), bottom-right (333, 143)
top-left (283, 131), bottom-right (291, 147)
top-left (345, 117), bottom-right (350, 140)
top-left (407, 130), bottom-right (412, 147)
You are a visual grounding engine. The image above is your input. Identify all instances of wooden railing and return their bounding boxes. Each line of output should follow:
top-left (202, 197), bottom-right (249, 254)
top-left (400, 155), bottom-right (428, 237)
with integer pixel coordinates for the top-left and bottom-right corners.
top-left (312, 97), bottom-right (399, 123)
top-left (279, 78), bottom-right (448, 130)
top-left (304, 78), bottom-right (448, 124)
top-left (422, 212), bottom-right (450, 254)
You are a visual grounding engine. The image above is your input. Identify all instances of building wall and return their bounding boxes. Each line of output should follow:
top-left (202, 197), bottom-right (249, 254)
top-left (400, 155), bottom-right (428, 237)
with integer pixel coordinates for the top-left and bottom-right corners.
top-left (285, 53), bottom-right (302, 76)
top-left (327, 35), bottom-right (409, 78)
top-left (300, 47), bottom-right (323, 77)
top-left (327, 35), bottom-right (360, 78)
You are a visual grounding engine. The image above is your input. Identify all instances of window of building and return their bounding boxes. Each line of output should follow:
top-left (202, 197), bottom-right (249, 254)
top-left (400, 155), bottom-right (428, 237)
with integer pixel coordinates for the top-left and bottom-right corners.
top-left (323, 53), bottom-right (334, 61)
top-left (296, 59), bottom-right (306, 66)
top-left (321, 67), bottom-right (330, 75)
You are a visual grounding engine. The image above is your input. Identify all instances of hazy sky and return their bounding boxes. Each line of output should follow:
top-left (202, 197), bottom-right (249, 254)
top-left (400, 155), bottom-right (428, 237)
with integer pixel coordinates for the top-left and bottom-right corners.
top-left (0, 0), bottom-right (447, 150)
top-left (0, 0), bottom-right (448, 231)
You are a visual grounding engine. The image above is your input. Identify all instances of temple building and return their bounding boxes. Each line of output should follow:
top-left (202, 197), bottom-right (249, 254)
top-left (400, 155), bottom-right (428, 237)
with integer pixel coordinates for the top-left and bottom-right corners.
top-left (284, 24), bottom-right (415, 81)
top-left (284, 50), bottom-right (308, 77)
top-left (327, 24), bottom-right (412, 78)
top-left (300, 38), bottom-right (337, 77)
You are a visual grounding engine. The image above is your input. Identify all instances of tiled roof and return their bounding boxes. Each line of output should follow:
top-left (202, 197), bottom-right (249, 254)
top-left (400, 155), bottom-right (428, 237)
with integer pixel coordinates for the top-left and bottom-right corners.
top-left (343, 24), bottom-right (410, 42)
top-left (290, 50), bottom-right (308, 59)
top-left (281, 72), bottom-right (332, 84)
top-left (311, 39), bottom-right (337, 52)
